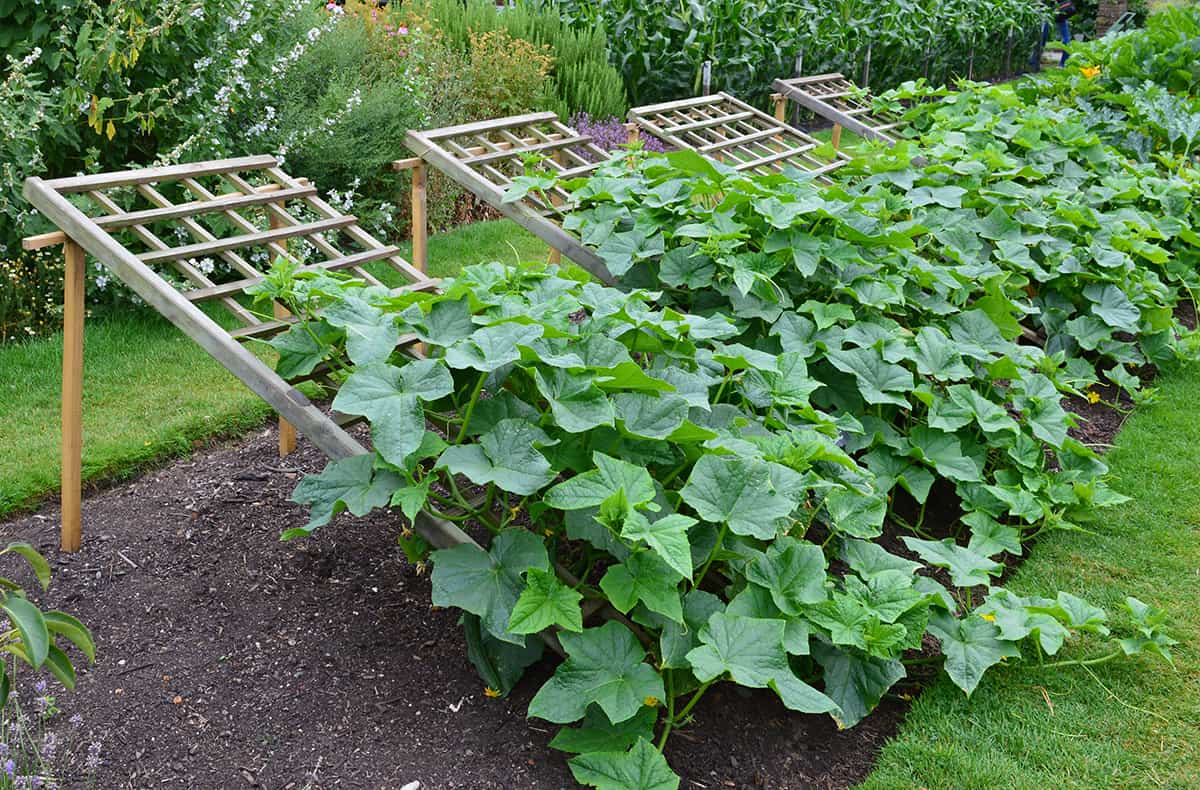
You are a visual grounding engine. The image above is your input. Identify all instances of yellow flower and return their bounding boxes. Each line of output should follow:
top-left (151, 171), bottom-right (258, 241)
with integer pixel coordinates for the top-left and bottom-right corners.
top-left (980, 612), bottom-right (996, 622)
top-left (1087, 390), bottom-right (1101, 404)
top-left (484, 687), bottom-right (502, 698)
top-left (643, 696), bottom-right (660, 708)
top-left (1081, 65), bottom-right (1101, 79)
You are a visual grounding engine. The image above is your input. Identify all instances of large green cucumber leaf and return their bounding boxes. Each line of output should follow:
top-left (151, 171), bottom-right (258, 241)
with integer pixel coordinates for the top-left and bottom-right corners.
top-left (437, 419), bottom-right (556, 495)
top-left (529, 621), bottom-right (665, 725)
top-left (431, 530), bottom-right (548, 645)
top-left (568, 737), bottom-right (679, 790)
top-left (928, 611), bottom-right (1021, 696)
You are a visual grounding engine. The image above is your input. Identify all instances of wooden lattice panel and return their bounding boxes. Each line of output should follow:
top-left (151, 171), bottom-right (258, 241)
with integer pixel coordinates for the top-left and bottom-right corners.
top-left (773, 74), bottom-right (905, 146)
top-left (406, 112), bottom-right (609, 214)
top-left (27, 155), bottom-right (433, 343)
top-left (405, 113), bottom-right (616, 283)
top-left (24, 154), bottom-right (480, 554)
top-left (627, 92), bottom-right (848, 178)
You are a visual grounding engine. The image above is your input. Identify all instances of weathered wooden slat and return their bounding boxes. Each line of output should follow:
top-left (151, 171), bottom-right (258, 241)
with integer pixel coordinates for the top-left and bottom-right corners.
top-left (662, 110), bottom-right (755, 135)
top-left (86, 188), bottom-right (261, 326)
top-left (418, 112), bottom-right (558, 140)
top-left (465, 135), bottom-right (592, 167)
top-left (138, 216), bottom-right (356, 264)
top-left (780, 72), bottom-right (846, 86)
top-left (44, 155), bottom-right (277, 193)
top-left (184, 245), bottom-right (402, 303)
top-left (25, 161), bottom-right (474, 558)
top-left (773, 77), bottom-right (900, 146)
top-left (731, 145), bottom-right (812, 171)
top-left (93, 185), bottom-right (317, 230)
top-left (134, 183), bottom-right (284, 280)
top-left (699, 126), bottom-right (792, 154)
top-left (406, 129), bottom-right (614, 285)
top-left (199, 175), bottom-right (327, 264)
top-left (24, 176), bottom-right (364, 460)
top-left (266, 167), bottom-right (429, 286)
top-left (629, 94), bottom-right (725, 116)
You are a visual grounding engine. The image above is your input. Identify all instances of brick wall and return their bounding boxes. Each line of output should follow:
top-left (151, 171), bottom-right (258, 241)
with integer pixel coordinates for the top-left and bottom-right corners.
top-left (1096, 0), bottom-right (1129, 34)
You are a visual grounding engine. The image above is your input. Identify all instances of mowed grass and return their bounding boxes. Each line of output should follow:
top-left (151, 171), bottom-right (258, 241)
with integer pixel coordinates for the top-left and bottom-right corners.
top-left (0, 219), bottom-right (548, 518)
top-left (860, 359), bottom-right (1200, 789)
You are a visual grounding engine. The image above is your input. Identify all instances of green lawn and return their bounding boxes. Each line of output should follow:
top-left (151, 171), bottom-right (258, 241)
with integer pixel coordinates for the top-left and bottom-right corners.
top-left (0, 219), bottom-right (547, 518)
top-left (860, 358), bottom-right (1200, 789)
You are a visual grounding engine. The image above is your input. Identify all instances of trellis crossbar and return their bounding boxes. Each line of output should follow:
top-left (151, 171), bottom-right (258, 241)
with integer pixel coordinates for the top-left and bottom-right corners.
top-left (772, 73), bottom-right (906, 147)
top-left (21, 155), bottom-right (472, 555)
top-left (403, 112), bottom-right (619, 285)
top-left (627, 92), bottom-right (850, 178)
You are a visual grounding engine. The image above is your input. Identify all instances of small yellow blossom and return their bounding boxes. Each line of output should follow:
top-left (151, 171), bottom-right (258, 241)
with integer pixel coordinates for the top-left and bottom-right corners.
top-left (1081, 65), bottom-right (1101, 79)
top-left (1087, 390), bottom-right (1101, 404)
top-left (980, 612), bottom-right (996, 622)
top-left (543, 528), bottom-right (554, 537)
top-left (484, 687), bottom-right (502, 698)
top-left (643, 696), bottom-right (660, 708)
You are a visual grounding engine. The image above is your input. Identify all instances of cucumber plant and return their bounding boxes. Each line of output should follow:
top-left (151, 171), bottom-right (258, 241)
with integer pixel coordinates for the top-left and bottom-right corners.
top-left (258, 13), bottom-right (1200, 785)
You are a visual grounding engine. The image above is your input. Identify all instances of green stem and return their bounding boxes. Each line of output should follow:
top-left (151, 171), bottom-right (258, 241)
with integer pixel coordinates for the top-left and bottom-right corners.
top-left (658, 459), bottom-right (691, 489)
top-left (426, 506), bottom-right (474, 524)
top-left (713, 371), bottom-right (733, 404)
top-left (673, 680), bottom-right (714, 724)
top-left (693, 522), bottom-right (729, 588)
top-left (455, 372), bottom-right (488, 444)
top-left (1027, 650), bottom-right (1122, 671)
top-left (483, 483), bottom-right (497, 524)
top-left (448, 474), bottom-right (499, 532)
top-left (657, 671), bottom-right (676, 751)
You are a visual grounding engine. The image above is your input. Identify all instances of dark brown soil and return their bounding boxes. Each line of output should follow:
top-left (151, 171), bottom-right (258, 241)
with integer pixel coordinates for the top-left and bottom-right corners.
top-left (0, 423), bottom-right (904, 790)
top-left (4, 315), bottom-right (1156, 787)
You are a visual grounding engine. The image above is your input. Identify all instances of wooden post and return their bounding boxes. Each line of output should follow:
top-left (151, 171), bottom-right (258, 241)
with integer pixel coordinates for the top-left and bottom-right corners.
top-left (547, 149), bottom-right (565, 266)
top-left (411, 161), bottom-right (428, 275)
top-left (625, 123), bottom-right (640, 146)
top-left (831, 125), bottom-right (844, 151)
top-left (268, 211), bottom-right (297, 457)
top-left (772, 93), bottom-right (787, 123)
top-left (61, 240), bottom-right (85, 552)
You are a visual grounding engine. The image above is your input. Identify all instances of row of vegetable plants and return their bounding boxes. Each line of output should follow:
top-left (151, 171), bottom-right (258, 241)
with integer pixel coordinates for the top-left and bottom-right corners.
top-left (256, 10), bottom-right (1198, 789)
top-left (522, 0), bottom-right (1050, 106)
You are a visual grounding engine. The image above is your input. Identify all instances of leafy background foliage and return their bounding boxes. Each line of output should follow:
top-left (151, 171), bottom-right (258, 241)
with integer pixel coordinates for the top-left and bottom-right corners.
top-left (525, 0), bottom-right (1049, 105)
top-left (0, 0), bottom-right (627, 341)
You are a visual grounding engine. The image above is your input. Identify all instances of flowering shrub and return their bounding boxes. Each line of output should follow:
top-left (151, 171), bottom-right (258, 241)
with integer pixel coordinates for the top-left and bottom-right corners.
top-left (0, 0), bottom-right (330, 339)
top-left (456, 30), bottom-right (556, 119)
top-left (418, 0), bottom-right (627, 119)
top-left (0, 542), bottom-right (96, 787)
top-left (569, 112), bottom-right (669, 158)
top-left (0, 683), bottom-right (103, 789)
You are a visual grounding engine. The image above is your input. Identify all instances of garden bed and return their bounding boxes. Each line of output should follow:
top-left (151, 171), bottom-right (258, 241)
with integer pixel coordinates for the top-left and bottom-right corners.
top-left (1, 384), bottom-right (1127, 788)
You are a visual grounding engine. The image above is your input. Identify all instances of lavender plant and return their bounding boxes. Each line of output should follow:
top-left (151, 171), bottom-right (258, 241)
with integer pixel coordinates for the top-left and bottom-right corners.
top-left (568, 113), bottom-right (669, 159)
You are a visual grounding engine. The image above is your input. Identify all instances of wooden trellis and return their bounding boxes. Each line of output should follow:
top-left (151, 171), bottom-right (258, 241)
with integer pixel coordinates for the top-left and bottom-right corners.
top-left (627, 92), bottom-right (849, 178)
top-left (402, 112), bottom-right (621, 285)
top-left (20, 155), bottom-right (473, 554)
top-left (771, 74), bottom-right (906, 148)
